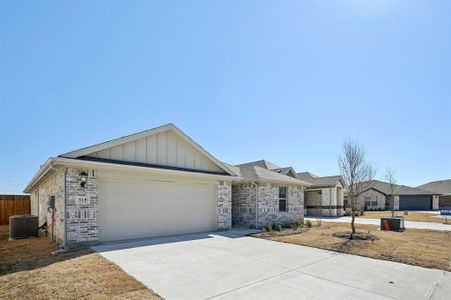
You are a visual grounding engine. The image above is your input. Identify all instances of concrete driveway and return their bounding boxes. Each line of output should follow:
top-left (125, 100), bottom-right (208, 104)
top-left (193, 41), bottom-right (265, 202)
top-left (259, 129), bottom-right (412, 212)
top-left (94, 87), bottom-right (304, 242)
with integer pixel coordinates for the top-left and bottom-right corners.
top-left (305, 216), bottom-right (451, 231)
top-left (93, 230), bottom-right (450, 300)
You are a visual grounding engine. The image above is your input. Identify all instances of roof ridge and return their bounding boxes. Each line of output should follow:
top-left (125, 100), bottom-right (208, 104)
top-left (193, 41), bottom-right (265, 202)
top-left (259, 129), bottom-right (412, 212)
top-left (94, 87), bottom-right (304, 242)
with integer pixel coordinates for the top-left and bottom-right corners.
top-left (315, 174), bottom-right (342, 179)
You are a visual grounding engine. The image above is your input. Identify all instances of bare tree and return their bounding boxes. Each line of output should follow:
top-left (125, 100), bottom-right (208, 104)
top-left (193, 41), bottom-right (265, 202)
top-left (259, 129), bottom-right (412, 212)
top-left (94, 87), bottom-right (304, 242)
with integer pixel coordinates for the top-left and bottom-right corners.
top-left (339, 139), bottom-right (375, 237)
top-left (315, 197), bottom-right (322, 227)
top-left (385, 167), bottom-right (397, 218)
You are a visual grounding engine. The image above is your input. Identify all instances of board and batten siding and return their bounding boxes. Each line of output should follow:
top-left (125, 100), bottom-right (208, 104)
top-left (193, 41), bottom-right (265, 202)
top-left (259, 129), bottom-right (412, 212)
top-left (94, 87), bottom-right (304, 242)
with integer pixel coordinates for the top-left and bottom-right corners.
top-left (86, 131), bottom-right (223, 173)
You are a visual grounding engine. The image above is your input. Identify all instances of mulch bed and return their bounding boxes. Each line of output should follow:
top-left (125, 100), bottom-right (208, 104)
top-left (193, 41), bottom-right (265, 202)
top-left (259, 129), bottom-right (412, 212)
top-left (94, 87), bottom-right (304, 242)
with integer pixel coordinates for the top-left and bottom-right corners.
top-left (333, 231), bottom-right (379, 241)
top-left (251, 227), bottom-right (310, 238)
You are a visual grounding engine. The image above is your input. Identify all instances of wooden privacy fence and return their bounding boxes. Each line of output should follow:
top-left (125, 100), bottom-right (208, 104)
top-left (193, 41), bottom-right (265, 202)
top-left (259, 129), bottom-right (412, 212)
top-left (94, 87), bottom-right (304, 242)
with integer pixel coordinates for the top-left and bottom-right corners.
top-left (0, 195), bottom-right (31, 225)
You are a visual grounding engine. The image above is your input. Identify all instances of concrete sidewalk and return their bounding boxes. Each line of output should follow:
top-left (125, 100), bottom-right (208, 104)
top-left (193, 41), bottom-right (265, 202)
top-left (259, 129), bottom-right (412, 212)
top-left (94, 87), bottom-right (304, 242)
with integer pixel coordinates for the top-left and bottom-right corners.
top-left (93, 230), bottom-right (450, 300)
top-left (305, 216), bottom-right (451, 231)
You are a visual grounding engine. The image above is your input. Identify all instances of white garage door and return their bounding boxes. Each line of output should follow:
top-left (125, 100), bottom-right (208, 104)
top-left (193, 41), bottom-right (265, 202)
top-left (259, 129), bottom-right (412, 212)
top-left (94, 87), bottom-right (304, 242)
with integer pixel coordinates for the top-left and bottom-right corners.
top-left (97, 178), bottom-right (217, 242)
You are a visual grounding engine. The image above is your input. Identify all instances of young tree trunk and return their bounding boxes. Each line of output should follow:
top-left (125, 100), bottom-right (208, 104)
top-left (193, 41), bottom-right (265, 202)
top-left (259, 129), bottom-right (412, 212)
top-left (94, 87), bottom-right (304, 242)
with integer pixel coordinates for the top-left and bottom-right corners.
top-left (351, 209), bottom-right (356, 237)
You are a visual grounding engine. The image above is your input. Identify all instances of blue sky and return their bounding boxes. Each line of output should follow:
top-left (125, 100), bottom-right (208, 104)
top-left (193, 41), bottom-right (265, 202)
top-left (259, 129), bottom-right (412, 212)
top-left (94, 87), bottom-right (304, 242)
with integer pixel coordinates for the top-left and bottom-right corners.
top-left (1, 0), bottom-right (450, 194)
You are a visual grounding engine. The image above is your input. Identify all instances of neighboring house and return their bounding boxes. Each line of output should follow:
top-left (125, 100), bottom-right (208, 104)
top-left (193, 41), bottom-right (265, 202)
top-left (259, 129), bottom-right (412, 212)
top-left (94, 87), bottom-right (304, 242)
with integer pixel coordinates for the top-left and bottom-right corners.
top-left (297, 172), bottom-right (345, 217)
top-left (354, 180), bottom-right (439, 211)
top-left (24, 124), bottom-right (239, 247)
top-left (226, 160), bottom-right (309, 228)
top-left (417, 179), bottom-right (451, 208)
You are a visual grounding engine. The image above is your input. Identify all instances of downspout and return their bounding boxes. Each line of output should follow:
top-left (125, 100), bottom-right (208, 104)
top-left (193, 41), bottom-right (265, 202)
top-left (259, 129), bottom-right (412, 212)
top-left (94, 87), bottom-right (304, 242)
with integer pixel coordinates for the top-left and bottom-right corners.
top-left (47, 165), bottom-right (65, 247)
top-left (329, 188), bottom-right (332, 216)
top-left (63, 168), bottom-right (67, 249)
top-left (253, 182), bottom-right (258, 229)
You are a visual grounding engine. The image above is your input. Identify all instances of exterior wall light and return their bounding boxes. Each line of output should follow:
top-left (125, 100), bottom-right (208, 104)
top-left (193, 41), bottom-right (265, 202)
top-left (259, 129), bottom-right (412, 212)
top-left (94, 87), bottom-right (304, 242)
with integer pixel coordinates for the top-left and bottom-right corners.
top-left (79, 171), bottom-right (88, 188)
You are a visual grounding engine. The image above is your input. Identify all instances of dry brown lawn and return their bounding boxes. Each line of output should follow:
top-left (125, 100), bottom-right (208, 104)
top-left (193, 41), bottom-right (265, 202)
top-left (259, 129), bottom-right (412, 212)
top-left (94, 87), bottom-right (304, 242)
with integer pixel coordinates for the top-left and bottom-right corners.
top-left (0, 225), bottom-right (162, 299)
top-left (358, 210), bottom-right (450, 224)
top-left (265, 222), bottom-right (451, 271)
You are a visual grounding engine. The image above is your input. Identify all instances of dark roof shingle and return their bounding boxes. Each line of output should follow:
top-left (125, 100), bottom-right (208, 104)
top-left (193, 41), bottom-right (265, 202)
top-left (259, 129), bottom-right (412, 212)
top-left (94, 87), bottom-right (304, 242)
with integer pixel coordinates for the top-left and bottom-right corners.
top-left (417, 179), bottom-right (451, 195)
top-left (297, 172), bottom-right (344, 188)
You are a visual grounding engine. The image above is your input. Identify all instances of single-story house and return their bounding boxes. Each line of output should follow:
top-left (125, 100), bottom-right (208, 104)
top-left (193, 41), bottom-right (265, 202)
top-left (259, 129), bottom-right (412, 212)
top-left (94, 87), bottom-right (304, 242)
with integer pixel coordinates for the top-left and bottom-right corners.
top-left (24, 124), bottom-right (308, 248)
top-left (24, 124), bottom-right (240, 247)
top-left (417, 179), bottom-right (451, 208)
top-left (297, 172), bottom-right (345, 217)
top-left (354, 180), bottom-right (440, 211)
top-left (226, 160), bottom-right (309, 228)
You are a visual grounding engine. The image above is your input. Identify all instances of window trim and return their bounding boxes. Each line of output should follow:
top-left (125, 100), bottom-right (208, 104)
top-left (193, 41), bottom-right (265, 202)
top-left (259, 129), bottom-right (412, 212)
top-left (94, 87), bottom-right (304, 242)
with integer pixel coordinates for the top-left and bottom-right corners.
top-left (279, 186), bottom-right (287, 212)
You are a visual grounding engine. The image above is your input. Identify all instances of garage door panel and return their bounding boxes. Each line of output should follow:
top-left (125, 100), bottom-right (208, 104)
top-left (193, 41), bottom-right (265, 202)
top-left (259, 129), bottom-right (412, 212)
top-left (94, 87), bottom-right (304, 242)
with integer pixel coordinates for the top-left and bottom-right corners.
top-left (399, 196), bottom-right (432, 211)
top-left (98, 179), bottom-right (217, 242)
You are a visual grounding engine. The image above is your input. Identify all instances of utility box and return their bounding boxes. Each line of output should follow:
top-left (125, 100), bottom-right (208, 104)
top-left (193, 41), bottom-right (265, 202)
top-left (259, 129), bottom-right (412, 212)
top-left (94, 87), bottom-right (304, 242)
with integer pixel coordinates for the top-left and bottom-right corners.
top-left (10, 215), bottom-right (38, 239)
top-left (380, 217), bottom-right (405, 232)
top-left (47, 196), bottom-right (55, 211)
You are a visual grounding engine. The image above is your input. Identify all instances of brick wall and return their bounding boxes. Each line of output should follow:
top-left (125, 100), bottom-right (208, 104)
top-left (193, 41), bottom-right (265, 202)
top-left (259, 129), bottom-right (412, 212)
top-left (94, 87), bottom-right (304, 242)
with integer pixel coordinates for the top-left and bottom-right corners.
top-left (30, 171), bottom-right (65, 244)
top-left (65, 168), bottom-right (99, 247)
top-left (256, 184), bottom-right (304, 228)
top-left (356, 189), bottom-right (386, 210)
top-left (217, 181), bottom-right (232, 230)
top-left (232, 183), bottom-right (256, 228)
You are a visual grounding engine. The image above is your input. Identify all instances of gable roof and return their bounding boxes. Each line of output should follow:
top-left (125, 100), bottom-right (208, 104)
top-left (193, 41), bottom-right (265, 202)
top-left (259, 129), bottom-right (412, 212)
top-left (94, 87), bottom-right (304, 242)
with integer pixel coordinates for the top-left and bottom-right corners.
top-left (271, 167), bottom-right (299, 178)
top-left (361, 180), bottom-right (438, 196)
top-left (224, 163), bottom-right (310, 186)
top-left (24, 124), bottom-right (239, 193)
top-left (59, 123), bottom-right (237, 176)
top-left (297, 172), bottom-right (344, 188)
top-left (417, 179), bottom-right (451, 195)
top-left (236, 160), bottom-right (281, 170)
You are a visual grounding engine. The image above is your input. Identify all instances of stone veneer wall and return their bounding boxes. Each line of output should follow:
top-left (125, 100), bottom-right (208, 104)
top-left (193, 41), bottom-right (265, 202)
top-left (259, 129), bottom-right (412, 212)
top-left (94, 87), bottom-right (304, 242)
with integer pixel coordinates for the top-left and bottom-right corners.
top-left (386, 195), bottom-right (400, 211)
top-left (256, 184), bottom-right (304, 228)
top-left (393, 196), bottom-right (400, 210)
top-left (356, 189), bottom-right (386, 210)
top-left (432, 195), bottom-right (439, 210)
top-left (217, 181), bottom-right (232, 230)
top-left (305, 190), bottom-right (322, 217)
top-left (65, 168), bottom-right (99, 247)
top-left (232, 183), bottom-right (256, 228)
top-left (30, 171), bottom-right (65, 244)
top-left (305, 186), bottom-right (344, 217)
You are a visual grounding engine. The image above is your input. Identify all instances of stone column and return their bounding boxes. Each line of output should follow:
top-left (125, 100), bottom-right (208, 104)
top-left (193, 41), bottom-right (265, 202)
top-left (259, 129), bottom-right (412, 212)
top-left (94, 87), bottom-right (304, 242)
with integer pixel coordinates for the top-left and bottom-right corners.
top-left (217, 181), bottom-right (232, 230)
top-left (432, 195), bottom-right (439, 210)
top-left (65, 168), bottom-right (99, 247)
top-left (393, 196), bottom-right (400, 211)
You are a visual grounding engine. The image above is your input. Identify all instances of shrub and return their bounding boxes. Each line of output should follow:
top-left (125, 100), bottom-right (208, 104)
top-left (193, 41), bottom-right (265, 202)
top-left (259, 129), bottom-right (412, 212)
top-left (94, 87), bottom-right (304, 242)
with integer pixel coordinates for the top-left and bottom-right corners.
top-left (305, 220), bottom-right (312, 228)
top-left (264, 223), bottom-right (273, 232)
top-left (280, 222), bottom-right (290, 229)
top-left (291, 220), bottom-right (302, 230)
top-left (273, 223), bottom-right (282, 231)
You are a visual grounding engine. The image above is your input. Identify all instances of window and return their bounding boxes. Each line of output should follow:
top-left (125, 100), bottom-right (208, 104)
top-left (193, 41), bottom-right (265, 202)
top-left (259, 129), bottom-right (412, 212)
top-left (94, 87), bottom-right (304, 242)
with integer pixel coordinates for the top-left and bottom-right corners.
top-left (279, 186), bottom-right (287, 212)
top-left (364, 196), bottom-right (371, 207)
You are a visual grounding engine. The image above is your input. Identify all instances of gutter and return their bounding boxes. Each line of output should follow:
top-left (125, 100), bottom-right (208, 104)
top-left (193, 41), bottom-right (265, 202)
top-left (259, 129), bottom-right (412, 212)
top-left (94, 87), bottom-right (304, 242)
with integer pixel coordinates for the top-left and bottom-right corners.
top-left (63, 168), bottom-right (67, 249)
top-left (25, 157), bottom-right (242, 193)
top-left (23, 158), bottom-right (54, 193)
top-left (253, 182), bottom-right (259, 229)
top-left (56, 157), bottom-right (241, 181)
top-left (254, 179), bottom-right (311, 187)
